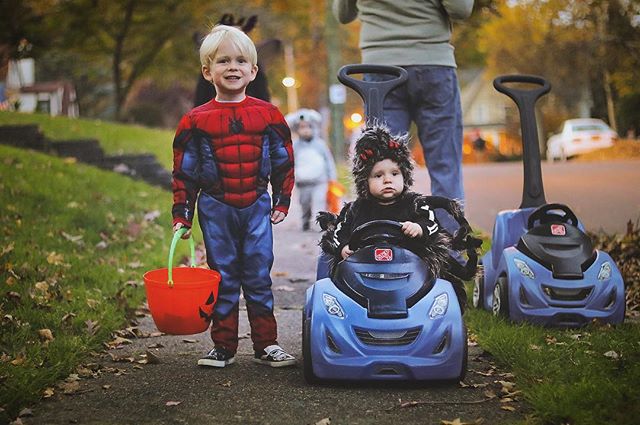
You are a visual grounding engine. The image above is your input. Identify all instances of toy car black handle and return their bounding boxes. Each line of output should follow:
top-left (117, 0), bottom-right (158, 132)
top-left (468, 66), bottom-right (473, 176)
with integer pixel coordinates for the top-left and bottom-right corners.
top-left (338, 64), bottom-right (408, 124)
top-left (527, 203), bottom-right (579, 230)
top-left (494, 75), bottom-right (551, 209)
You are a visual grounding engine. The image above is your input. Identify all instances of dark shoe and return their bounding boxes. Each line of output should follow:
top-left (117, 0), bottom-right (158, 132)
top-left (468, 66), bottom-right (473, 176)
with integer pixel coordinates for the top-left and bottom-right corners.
top-left (253, 345), bottom-right (296, 368)
top-left (197, 347), bottom-right (235, 368)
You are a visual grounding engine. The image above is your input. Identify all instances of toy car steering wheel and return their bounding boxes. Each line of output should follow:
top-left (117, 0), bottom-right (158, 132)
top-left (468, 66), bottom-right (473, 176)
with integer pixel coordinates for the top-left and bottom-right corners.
top-left (527, 203), bottom-right (579, 229)
top-left (349, 220), bottom-right (405, 251)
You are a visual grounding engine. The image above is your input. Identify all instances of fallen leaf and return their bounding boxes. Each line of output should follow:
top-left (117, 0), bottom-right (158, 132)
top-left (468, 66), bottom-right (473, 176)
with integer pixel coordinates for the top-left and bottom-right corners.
top-left (86, 299), bottom-right (100, 309)
top-left (144, 351), bottom-right (161, 364)
top-left (58, 381), bottom-right (80, 394)
top-left (43, 387), bottom-right (55, 398)
top-left (147, 343), bottom-right (164, 349)
top-left (315, 419), bottom-right (331, 425)
top-left (85, 320), bottom-right (100, 336)
top-left (1, 242), bottom-right (15, 257)
top-left (10, 354), bottom-right (26, 366)
top-left (500, 405), bottom-right (516, 412)
top-left (603, 350), bottom-right (620, 359)
top-left (483, 390), bottom-right (497, 399)
top-left (102, 385), bottom-right (111, 390)
top-left (61, 312), bottom-right (77, 323)
top-left (108, 353), bottom-right (134, 363)
top-left (497, 380), bottom-right (516, 393)
top-left (46, 252), bottom-right (64, 265)
top-left (38, 328), bottom-right (54, 344)
top-left (61, 232), bottom-right (84, 244)
top-left (18, 408), bottom-right (33, 417)
top-left (182, 339), bottom-right (197, 344)
top-left (106, 336), bottom-right (132, 348)
top-left (165, 401), bottom-right (181, 407)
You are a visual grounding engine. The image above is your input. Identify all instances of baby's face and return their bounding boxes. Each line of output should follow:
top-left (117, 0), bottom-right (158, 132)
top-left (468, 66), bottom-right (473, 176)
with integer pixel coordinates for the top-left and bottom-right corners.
top-left (367, 159), bottom-right (404, 203)
top-left (297, 121), bottom-right (314, 140)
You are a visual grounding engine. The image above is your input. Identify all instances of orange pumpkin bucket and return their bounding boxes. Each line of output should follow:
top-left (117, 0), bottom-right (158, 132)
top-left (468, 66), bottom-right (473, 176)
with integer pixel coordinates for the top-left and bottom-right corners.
top-left (143, 228), bottom-right (220, 335)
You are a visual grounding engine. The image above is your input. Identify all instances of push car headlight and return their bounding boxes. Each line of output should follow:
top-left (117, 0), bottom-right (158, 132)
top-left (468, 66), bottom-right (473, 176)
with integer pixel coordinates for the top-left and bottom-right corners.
top-left (514, 258), bottom-right (535, 279)
top-left (429, 293), bottom-right (448, 319)
top-left (597, 262), bottom-right (612, 281)
top-left (322, 293), bottom-right (345, 319)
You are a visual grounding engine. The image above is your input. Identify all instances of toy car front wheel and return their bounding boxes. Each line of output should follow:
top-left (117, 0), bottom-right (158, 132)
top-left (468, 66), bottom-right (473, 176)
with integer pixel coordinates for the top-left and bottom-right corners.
top-left (302, 312), bottom-right (319, 384)
top-left (492, 276), bottom-right (509, 318)
top-left (472, 274), bottom-right (484, 309)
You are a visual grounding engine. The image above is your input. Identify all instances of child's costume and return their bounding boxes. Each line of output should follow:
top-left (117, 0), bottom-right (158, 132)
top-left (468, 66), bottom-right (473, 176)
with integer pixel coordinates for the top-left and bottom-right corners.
top-left (287, 109), bottom-right (337, 230)
top-left (317, 125), bottom-right (480, 310)
top-left (172, 96), bottom-right (294, 355)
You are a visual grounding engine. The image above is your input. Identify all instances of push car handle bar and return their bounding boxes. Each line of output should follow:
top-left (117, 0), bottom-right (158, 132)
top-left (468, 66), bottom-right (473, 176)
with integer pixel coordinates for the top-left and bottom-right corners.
top-left (493, 75), bottom-right (551, 209)
top-left (338, 64), bottom-right (408, 124)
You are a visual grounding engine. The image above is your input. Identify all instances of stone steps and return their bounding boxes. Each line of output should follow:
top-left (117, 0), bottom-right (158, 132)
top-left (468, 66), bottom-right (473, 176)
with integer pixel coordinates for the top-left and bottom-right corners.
top-left (0, 124), bottom-right (171, 189)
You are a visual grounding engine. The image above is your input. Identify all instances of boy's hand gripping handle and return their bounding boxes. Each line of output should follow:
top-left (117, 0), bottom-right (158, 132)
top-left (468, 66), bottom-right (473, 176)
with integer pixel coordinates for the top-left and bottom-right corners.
top-left (493, 75), bottom-right (551, 209)
top-left (338, 64), bottom-right (408, 124)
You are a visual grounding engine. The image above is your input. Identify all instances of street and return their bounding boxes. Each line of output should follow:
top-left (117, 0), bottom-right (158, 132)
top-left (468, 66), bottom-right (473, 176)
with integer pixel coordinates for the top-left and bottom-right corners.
top-left (413, 159), bottom-right (640, 235)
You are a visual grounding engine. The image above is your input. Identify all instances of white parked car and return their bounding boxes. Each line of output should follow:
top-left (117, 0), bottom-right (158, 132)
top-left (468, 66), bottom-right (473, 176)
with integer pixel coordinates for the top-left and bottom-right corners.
top-left (546, 118), bottom-right (617, 161)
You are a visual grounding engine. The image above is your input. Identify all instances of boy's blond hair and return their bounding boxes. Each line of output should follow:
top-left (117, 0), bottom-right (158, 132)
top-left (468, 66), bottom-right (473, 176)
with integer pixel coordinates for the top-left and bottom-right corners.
top-left (199, 25), bottom-right (258, 68)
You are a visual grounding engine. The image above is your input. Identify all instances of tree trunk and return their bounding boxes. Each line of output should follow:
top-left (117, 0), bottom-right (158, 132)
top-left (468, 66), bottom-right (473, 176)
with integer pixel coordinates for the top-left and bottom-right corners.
top-left (603, 69), bottom-right (618, 132)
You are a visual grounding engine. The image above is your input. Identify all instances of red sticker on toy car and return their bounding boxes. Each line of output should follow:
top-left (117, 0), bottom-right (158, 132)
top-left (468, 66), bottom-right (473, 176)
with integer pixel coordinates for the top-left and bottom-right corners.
top-left (374, 248), bottom-right (393, 262)
top-left (551, 224), bottom-right (566, 236)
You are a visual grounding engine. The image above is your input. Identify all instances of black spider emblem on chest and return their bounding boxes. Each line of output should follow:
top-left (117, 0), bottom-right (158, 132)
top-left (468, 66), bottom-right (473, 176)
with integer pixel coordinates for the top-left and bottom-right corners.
top-left (229, 117), bottom-right (244, 135)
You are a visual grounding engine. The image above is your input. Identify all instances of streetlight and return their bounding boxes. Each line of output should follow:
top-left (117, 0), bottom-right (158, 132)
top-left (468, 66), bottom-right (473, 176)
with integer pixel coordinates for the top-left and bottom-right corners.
top-left (282, 77), bottom-right (296, 88)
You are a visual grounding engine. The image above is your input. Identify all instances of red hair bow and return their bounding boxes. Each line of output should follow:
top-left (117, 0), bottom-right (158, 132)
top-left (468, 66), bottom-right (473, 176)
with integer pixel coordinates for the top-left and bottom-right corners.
top-left (359, 148), bottom-right (374, 160)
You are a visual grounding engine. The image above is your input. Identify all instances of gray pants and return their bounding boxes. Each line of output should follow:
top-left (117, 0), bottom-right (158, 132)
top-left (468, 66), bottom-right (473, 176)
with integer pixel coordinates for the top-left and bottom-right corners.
top-left (296, 182), bottom-right (328, 230)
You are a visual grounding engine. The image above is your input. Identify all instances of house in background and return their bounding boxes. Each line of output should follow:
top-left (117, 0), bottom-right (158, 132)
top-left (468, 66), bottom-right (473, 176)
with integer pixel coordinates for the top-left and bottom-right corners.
top-left (4, 58), bottom-right (79, 117)
top-left (460, 69), bottom-right (524, 162)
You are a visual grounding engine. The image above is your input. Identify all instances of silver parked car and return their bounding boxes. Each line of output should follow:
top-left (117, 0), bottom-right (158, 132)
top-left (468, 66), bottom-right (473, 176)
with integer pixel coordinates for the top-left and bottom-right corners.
top-left (546, 118), bottom-right (617, 161)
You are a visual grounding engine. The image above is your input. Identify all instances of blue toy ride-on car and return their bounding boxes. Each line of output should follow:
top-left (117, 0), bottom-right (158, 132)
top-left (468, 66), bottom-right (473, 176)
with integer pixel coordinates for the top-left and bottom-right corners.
top-left (303, 220), bottom-right (467, 383)
top-left (473, 75), bottom-right (625, 327)
top-left (303, 64), bottom-right (480, 383)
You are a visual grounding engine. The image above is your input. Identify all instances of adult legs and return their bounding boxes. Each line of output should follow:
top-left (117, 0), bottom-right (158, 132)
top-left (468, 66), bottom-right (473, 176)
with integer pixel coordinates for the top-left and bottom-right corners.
top-left (410, 66), bottom-right (464, 202)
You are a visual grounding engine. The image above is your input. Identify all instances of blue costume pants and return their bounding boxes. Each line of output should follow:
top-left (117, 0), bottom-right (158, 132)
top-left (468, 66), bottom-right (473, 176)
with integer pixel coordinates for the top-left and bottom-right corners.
top-left (198, 192), bottom-right (277, 353)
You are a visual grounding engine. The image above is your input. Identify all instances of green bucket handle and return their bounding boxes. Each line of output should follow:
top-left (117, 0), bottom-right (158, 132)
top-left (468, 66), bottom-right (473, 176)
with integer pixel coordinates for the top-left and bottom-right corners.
top-left (167, 227), bottom-right (196, 287)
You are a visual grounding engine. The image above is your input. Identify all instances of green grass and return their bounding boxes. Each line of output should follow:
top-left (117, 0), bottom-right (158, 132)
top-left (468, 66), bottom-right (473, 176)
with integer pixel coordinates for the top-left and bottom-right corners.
top-left (0, 144), bottom-right (195, 420)
top-left (465, 287), bottom-right (640, 425)
top-left (0, 111), bottom-right (174, 169)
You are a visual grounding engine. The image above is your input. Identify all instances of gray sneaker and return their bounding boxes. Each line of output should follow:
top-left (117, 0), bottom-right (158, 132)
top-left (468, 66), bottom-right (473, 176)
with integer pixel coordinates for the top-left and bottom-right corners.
top-left (198, 347), bottom-right (235, 368)
top-left (253, 345), bottom-right (296, 368)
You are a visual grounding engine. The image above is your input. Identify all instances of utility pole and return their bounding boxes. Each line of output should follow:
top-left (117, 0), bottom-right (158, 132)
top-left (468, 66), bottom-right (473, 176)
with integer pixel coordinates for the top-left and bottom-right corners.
top-left (283, 42), bottom-right (299, 114)
top-left (325, 0), bottom-right (345, 163)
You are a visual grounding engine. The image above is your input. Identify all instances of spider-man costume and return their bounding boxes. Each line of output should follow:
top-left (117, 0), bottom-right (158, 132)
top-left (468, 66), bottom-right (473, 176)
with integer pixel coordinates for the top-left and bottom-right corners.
top-left (172, 96), bottom-right (294, 354)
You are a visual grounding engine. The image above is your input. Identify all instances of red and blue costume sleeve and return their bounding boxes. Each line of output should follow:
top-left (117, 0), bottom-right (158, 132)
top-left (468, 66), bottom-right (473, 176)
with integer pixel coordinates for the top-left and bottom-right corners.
top-left (266, 107), bottom-right (295, 215)
top-left (171, 113), bottom-right (200, 228)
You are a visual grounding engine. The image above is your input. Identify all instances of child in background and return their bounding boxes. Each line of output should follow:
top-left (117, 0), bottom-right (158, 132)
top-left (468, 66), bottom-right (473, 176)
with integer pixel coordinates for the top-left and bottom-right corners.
top-left (172, 25), bottom-right (296, 368)
top-left (318, 125), bottom-right (480, 311)
top-left (286, 109), bottom-right (337, 231)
